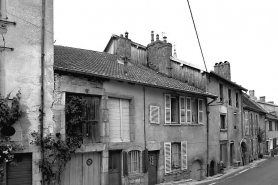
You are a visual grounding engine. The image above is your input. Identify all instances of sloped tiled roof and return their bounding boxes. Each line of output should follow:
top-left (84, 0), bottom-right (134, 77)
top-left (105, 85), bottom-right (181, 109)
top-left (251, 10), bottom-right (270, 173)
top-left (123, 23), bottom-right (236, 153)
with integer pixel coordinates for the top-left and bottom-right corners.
top-left (210, 71), bottom-right (247, 91)
top-left (54, 45), bottom-right (217, 98)
top-left (242, 94), bottom-right (267, 114)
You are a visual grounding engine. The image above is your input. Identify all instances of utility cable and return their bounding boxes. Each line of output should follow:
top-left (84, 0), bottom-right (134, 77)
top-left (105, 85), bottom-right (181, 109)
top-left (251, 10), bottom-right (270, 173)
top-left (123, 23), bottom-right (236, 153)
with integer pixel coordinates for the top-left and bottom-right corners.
top-left (0, 10), bottom-right (54, 34)
top-left (187, 0), bottom-right (208, 72)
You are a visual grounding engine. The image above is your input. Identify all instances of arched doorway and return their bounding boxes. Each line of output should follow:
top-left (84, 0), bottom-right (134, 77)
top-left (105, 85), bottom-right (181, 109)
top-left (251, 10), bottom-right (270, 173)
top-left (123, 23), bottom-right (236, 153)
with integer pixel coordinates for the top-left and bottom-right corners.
top-left (209, 160), bottom-right (215, 176)
top-left (190, 160), bottom-right (202, 181)
top-left (241, 141), bottom-right (247, 166)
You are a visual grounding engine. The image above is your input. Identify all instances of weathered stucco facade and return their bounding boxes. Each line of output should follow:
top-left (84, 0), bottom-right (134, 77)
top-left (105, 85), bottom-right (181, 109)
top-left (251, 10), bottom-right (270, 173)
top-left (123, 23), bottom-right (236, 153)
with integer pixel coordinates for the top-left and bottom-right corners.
top-left (0, 0), bottom-right (54, 184)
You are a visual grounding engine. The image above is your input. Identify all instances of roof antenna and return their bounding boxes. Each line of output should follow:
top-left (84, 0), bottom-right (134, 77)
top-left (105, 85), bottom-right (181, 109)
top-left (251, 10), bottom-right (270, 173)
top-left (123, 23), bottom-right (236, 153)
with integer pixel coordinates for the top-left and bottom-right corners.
top-left (173, 42), bottom-right (177, 58)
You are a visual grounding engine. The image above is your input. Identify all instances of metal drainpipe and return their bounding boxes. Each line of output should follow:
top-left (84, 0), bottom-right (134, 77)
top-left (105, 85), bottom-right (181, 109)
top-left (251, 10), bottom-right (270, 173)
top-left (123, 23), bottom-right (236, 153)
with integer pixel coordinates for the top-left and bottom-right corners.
top-left (40, 0), bottom-right (46, 184)
top-left (143, 86), bottom-right (147, 148)
top-left (206, 99), bottom-right (209, 177)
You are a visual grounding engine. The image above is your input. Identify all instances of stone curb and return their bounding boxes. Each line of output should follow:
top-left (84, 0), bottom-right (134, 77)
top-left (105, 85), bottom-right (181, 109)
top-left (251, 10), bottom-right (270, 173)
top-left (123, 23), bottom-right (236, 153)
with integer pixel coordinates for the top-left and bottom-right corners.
top-left (191, 158), bottom-right (268, 185)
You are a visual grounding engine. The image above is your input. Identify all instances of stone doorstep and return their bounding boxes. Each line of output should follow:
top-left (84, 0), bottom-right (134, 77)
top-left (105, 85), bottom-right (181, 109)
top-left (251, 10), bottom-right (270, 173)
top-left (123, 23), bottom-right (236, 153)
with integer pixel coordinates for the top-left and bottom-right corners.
top-left (157, 179), bottom-right (193, 185)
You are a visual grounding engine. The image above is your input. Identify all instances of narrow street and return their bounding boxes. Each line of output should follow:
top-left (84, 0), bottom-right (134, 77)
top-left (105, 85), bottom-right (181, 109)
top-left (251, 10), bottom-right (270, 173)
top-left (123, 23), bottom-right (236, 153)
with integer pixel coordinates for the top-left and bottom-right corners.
top-left (208, 157), bottom-right (278, 185)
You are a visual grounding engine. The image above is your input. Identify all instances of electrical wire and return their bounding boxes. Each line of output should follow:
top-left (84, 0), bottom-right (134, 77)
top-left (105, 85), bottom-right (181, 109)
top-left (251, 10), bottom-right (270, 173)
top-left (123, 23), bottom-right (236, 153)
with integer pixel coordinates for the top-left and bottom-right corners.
top-left (187, 0), bottom-right (208, 72)
top-left (0, 10), bottom-right (54, 34)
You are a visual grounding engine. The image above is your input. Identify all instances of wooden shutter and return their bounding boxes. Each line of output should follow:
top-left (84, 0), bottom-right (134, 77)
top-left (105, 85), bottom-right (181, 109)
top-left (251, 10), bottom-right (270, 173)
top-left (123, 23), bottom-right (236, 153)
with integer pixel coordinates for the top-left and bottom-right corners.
top-left (164, 142), bottom-right (171, 174)
top-left (165, 95), bottom-right (171, 124)
top-left (123, 151), bottom-right (128, 176)
top-left (179, 96), bottom-right (186, 124)
top-left (150, 105), bottom-right (159, 124)
top-left (198, 99), bottom-right (203, 124)
top-left (181, 141), bottom-right (187, 170)
top-left (186, 97), bottom-right (191, 123)
top-left (142, 149), bottom-right (149, 173)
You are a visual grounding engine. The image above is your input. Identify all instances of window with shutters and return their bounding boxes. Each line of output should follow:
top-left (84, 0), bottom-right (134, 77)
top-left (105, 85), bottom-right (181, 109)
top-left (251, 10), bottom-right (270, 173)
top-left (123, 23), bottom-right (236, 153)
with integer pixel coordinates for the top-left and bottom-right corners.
top-left (275, 122), bottom-right (278, 131)
top-left (66, 94), bottom-right (101, 144)
top-left (164, 141), bottom-right (187, 174)
top-left (128, 150), bottom-right (140, 174)
top-left (150, 105), bottom-right (160, 124)
top-left (164, 94), bottom-right (204, 125)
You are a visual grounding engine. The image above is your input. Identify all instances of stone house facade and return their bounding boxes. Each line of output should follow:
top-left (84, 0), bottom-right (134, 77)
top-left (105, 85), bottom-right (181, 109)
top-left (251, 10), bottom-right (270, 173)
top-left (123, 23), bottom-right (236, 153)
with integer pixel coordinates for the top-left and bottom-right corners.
top-left (0, 0), bottom-right (54, 184)
top-left (53, 31), bottom-right (217, 185)
top-left (242, 93), bottom-right (266, 165)
top-left (249, 92), bottom-right (278, 155)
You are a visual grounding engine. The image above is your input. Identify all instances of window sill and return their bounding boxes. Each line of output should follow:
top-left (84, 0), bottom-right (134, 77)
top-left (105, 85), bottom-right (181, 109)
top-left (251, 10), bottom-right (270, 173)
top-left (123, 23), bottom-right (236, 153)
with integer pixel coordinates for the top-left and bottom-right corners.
top-left (187, 123), bottom-right (204, 126)
top-left (165, 169), bottom-right (187, 175)
top-left (220, 129), bottom-right (228, 132)
top-left (128, 172), bottom-right (144, 178)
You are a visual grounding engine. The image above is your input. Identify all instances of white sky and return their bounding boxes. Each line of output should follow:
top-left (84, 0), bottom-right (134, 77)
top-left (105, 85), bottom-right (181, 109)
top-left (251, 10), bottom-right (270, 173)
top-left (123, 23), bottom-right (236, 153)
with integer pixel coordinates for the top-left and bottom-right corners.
top-left (54, 0), bottom-right (278, 103)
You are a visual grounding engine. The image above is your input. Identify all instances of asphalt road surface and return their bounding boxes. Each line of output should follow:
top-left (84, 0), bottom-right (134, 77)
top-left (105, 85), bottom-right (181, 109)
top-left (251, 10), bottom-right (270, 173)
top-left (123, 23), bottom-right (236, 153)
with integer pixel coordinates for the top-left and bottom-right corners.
top-left (212, 157), bottom-right (278, 185)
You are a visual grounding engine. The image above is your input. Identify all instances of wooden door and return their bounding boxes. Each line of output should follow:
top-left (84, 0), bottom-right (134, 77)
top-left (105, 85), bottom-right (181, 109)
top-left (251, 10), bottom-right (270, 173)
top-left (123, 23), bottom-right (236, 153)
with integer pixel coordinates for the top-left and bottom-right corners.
top-left (190, 160), bottom-right (201, 181)
top-left (109, 151), bottom-right (121, 185)
top-left (148, 151), bottom-right (158, 185)
top-left (6, 153), bottom-right (32, 185)
top-left (61, 152), bottom-right (101, 185)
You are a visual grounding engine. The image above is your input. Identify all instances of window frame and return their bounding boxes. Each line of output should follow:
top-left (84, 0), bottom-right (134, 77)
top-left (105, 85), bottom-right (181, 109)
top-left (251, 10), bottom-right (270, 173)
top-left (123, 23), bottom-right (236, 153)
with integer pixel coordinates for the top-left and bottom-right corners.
top-left (235, 92), bottom-right (239, 108)
top-left (219, 84), bottom-right (224, 102)
top-left (228, 89), bottom-right (232, 106)
top-left (128, 150), bottom-right (141, 174)
top-left (269, 121), bottom-right (273, 131)
top-left (164, 141), bottom-right (187, 174)
top-left (220, 114), bottom-right (226, 129)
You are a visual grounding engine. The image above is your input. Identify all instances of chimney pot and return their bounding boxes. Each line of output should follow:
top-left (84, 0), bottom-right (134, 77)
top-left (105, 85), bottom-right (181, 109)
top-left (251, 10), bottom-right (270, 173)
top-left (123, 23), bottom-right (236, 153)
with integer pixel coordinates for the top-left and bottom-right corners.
top-left (125, 32), bottom-right (128, 39)
top-left (259, 96), bottom-right (265, 102)
top-left (151, 31), bottom-right (154, 42)
top-left (156, 34), bottom-right (159, 41)
top-left (120, 34), bottom-right (123, 37)
top-left (163, 36), bottom-right (167, 42)
top-left (215, 63), bottom-right (218, 66)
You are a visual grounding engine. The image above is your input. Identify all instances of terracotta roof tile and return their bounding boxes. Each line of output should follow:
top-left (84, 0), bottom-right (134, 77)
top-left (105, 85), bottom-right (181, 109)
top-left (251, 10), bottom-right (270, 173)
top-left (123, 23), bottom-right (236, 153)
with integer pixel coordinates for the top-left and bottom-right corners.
top-left (54, 45), bottom-right (216, 98)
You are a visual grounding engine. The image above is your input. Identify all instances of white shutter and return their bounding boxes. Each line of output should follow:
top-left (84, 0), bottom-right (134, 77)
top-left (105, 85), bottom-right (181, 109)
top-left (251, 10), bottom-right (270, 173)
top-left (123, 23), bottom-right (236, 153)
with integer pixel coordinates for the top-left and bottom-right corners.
top-left (165, 94), bottom-right (171, 124)
top-left (198, 99), bottom-right (203, 124)
top-left (164, 142), bottom-right (171, 174)
top-left (186, 97), bottom-right (191, 123)
top-left (121, 99), bottom-right (130, 142)
top-left (108, 98), bottom-right (121, 142)
top-left (179, 96), bottom-right (186, 124)
top-left (181, 141), bottom-right (187, 170)
top-left (150, 105), bottom-right (159, 124)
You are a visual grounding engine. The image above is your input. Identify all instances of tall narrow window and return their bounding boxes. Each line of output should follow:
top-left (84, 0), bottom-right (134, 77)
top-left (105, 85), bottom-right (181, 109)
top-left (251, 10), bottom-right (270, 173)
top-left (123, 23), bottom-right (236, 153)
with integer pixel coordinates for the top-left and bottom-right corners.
top-left (198, 99), bottom-right (204, 124)
top-left (228, 89), bottom-right (232, 106)
top-left (269, 121), bottom-right (273, 131)
top-left (235, 93), bottom-right (239, 108)
top-left (171, 97), bottom-right (179, 124)
top-left (219, 84), bottom-right (223, 102)
top-left (250, 114), bottom-right (253, 136)
top-left (128, 151), bottom-right (140, 174)
top-left (220, 115), bottom-right (226, 129)
top-left (186, 97), bottom-right (191, 123)
top-left (171, 143), bottom-right (181, 169)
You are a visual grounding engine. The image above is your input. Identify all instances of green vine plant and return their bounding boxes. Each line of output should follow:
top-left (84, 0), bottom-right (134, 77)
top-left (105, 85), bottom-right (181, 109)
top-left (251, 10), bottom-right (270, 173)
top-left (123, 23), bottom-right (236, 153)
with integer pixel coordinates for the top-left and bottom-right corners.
top-left (31, 95), bottom-right (86, 184)
top-left (0, 91), bottom-right (24, 182)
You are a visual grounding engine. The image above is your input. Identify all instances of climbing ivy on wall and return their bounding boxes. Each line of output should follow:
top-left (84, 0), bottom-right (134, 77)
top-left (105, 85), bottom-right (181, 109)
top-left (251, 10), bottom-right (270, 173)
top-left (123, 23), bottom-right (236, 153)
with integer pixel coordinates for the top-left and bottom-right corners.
top-left (0, 92), bottom-right (24, 182)
top-left (31, 95), bottom-right (86, 184)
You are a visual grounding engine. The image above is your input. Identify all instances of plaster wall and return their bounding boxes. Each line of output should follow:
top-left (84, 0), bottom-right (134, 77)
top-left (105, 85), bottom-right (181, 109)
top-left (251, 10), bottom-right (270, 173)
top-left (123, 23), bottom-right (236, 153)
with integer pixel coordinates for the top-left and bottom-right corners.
top-left (207, 76), bottom-right (243, 169)
top-left (0, 1), bottom-right (54, 184)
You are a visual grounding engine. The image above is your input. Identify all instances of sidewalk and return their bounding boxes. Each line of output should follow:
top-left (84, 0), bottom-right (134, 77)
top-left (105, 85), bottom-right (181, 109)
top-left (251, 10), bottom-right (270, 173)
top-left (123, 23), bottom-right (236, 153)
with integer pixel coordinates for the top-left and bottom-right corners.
top-left (158, 158), bottom-right (269, 185)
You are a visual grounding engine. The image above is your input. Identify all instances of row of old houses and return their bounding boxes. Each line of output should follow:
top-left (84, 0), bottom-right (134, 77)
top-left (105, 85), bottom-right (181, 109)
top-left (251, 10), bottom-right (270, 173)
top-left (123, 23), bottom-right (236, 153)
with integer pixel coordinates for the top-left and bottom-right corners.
top-left (1, 1), bottom-right (278, 185)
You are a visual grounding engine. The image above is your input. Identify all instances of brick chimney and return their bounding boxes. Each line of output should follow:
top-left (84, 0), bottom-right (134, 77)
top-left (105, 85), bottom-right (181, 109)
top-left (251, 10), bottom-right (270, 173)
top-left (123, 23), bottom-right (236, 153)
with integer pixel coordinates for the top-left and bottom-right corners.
top-left (249, 90), bottom-right (257, 100)
top-left (259, 96), bottom-right (265, 102)
top-left (214, 61), bottom-right (231, 80)
top-left (147, 31), bottom-right (172, 77)
top-left (115, 32), bottom-right (131, 61)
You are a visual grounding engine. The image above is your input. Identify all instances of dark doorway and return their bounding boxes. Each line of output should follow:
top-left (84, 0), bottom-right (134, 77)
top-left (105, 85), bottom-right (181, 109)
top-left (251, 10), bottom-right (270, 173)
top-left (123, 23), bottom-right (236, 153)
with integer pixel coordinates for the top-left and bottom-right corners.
top-left (109, 150), bottom-right (121, 185)
top-left (209, 160), bottom-right (215, 176)
top-left (148, 151), bottom-right (158, 185)
top-left (241, 142), bottom-right (247, 166)
top-left (230, 143), bottom-right (234, 166)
